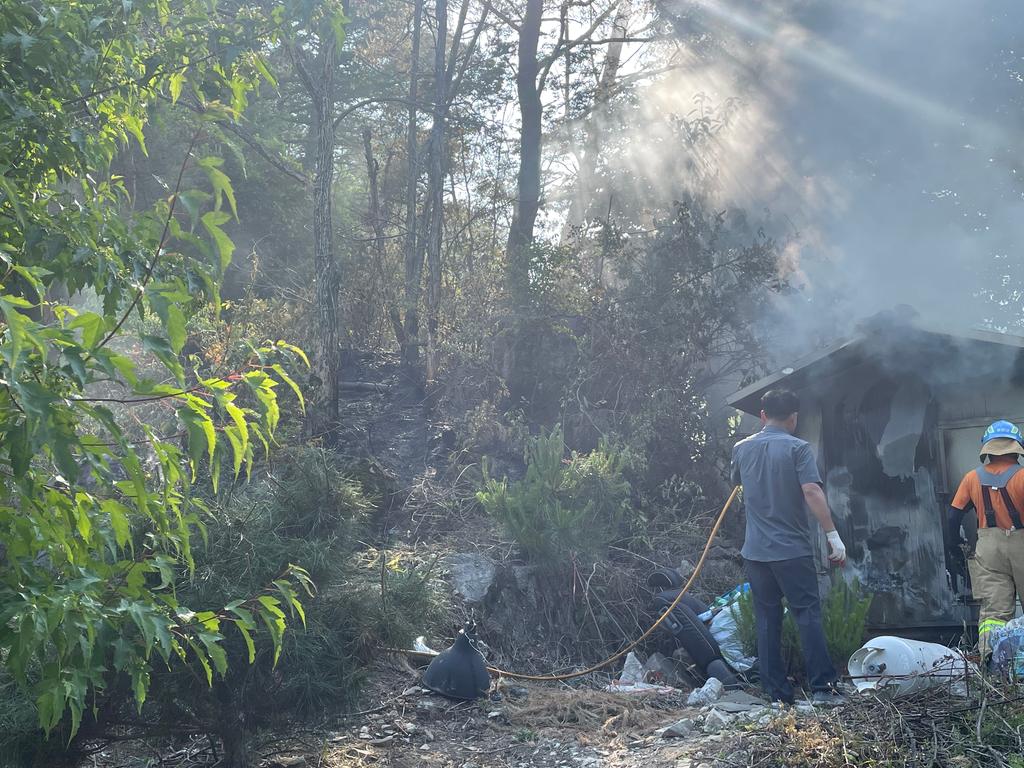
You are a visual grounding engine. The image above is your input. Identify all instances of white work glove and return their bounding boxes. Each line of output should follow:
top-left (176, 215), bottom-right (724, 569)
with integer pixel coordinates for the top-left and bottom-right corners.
top-left (826, 530), bottom-right (846, 564)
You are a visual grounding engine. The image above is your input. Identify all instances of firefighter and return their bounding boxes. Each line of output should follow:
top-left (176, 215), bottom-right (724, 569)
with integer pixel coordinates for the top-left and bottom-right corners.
top-left (949, 420), bottom-right (1024, 659)
top-left (731, 389), bottom-right (847, 705)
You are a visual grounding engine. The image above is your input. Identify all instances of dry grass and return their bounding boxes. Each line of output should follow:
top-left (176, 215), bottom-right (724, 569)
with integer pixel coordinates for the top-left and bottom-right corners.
top-left (504, 688), bottom-right (678, 734)
top-left (725, 680), bottom-right (1024, 768)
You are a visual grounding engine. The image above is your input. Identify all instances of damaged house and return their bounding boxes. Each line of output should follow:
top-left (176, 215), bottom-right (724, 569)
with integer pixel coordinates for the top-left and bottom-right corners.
top-left (727, 314), bottom-right (1024, 640)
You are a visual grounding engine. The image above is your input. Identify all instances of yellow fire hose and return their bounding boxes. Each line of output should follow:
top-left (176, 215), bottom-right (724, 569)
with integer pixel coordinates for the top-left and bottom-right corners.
top-left (396, 486), bottom-right (740, 682)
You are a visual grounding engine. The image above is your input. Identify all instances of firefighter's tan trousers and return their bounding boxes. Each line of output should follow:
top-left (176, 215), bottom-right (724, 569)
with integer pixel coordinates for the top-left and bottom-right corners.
top-left (969, 528), bottom-right (1024, 656)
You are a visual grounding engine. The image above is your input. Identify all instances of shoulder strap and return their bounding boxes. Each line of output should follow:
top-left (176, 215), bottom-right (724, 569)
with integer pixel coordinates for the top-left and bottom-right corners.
top-left (975, 466), bottom-right (1024, 529)
top-left (975, 463), bottom-right (1023, 489)
top-left (980, 485), bottom-right (998, 528)
top-left (998, 487), bottom-right (1024, 530)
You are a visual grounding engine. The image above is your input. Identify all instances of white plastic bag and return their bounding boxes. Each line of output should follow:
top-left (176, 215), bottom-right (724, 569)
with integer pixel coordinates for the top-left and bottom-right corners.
top-left (709, 597), bottom-right (756, 673)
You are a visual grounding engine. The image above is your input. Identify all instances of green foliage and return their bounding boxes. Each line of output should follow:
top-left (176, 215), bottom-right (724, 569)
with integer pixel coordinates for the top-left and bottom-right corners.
top-left (821, 577), bottom-right (874, 667)
top-left (133, 448), bottom-right (446, 736)
top-left (477, 426), bottom-right (641, 565)
top-left (561, 202), bottom-right (780, 498)
top-left (731, 577), bottom-right (873, 677)
top-left (0, 0), bottom-right (312, 739)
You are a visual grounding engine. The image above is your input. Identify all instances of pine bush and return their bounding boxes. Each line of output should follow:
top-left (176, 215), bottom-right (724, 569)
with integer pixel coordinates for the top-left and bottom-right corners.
top-left (731, 576), bottom-right (873, 677)
top-left (477, 426), bottom-right (642, 566)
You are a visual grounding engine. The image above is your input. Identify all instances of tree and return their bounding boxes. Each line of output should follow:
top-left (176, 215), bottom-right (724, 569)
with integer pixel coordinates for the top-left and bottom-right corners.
top-left (282, 4), bottom-right (348, 443)
top-left (0, 0), bottom-right (309, 739)
top-left (506, 0), bottom-right (544, 304)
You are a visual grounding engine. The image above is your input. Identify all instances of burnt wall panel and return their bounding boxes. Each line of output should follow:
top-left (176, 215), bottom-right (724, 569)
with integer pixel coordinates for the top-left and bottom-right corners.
top-left (822, 373), bottom-right (960, 629)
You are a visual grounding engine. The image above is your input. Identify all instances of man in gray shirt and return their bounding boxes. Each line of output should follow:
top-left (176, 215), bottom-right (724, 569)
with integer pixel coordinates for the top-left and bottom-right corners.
top-left (731, 389), bottom-right (847, 704)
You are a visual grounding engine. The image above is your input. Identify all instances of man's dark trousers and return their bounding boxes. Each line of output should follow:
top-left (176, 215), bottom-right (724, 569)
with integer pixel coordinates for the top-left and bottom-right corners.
top-left (744, 556), bottom-right (837, 702)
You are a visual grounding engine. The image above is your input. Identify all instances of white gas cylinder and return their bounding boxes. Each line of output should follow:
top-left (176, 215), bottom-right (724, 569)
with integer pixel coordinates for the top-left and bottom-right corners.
top-left (848, 636), bottom-right (969, 696)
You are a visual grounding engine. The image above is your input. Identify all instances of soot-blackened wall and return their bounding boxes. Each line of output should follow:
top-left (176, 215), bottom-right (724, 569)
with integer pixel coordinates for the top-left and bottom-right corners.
top-left (818, 371), bottom-right (959, 630)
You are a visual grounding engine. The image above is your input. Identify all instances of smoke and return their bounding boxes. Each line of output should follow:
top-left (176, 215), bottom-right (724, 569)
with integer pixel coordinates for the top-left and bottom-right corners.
top-left (612, 0), bottom-right (1024, 358)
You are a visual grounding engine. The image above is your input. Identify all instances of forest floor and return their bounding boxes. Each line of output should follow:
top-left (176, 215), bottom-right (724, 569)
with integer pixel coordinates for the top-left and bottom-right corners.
top-left (252, 662), bottom-right (783, 768)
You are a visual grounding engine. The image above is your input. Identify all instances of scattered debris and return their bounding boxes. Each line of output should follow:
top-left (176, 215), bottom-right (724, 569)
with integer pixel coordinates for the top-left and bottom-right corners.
top-left (701, 708), bottom-right (736, 733)
top-left (686, 677), bottom-right (724, 707)
top-left (605, 651), bottom-right (679, 694)
top-left (712, 690), bottom-right (767, 714)
top-left (621, 651), bottom-right (645, 684)
top-left (643, 651), bottom-right (686, 687)
top-left (848, 635), bottom-right (972, 696)
top-left (661, 718), bottom-right (696, 738)
top-left (414, 636), bottom-right (440, 654)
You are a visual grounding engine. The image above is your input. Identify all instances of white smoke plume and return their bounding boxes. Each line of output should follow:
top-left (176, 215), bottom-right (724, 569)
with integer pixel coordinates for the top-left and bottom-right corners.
top-left (610, 0), bottom-right (1024, 358)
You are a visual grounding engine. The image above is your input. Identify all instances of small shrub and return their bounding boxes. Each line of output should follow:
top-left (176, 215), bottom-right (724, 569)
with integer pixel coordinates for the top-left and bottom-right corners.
top-left (477, 426), bottom-right (641, 565)
top-left (731, 577), bottom-right (873, 678)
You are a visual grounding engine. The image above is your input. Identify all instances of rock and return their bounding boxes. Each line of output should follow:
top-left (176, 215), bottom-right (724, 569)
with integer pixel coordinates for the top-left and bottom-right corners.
top-left (416, 698), bottom-right (443, 718)
top-left (445, 553), bottom-right (498, 604)
top-left (662, 718), bottom-right (696, 738)
top-left (503, 684), bottom-right (529, 700)
top-left (713, 691), bottom-right (766, 713)
top-left (707, 544), bottom-right (742, 562)
top-left (620, 651), bottom-right (645, 684)
top-left (687, 677), bottom-right (724, 707)
top-left (677, 558), bottom-right (696, 577)
top-left (643, 652), bottom-right (685, 687)
top-left (702, 708), bottom-right (735, 734)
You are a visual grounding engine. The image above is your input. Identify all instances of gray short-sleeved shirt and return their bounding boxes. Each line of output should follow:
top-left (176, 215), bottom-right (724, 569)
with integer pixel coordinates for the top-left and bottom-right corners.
top-left (730, 426), bottom-right (822, 562)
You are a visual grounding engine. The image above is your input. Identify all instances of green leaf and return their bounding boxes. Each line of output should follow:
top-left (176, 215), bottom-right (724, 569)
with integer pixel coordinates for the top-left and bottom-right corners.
top-left (274, 579), bottom-right (306, 628)
top-left (123, 113), bottom-right (148, 156)
top-left (169, 71), bottom-right (185, 103)
top-left (223, 424), bottom-right (244, 478)
top-left (102, 499), bottom-right (132, 548)
top-left (188, 639), bottom-right (213, 685)
top-left (198, 631), bottom-right (228, 677)
top-left (198, 157), bottom-right (238, 219)
top-left (235, 619), bottom-right (256, 663)
top-left (131, 666), bottom-right (150, 712)
top-left (256, 596), bottom-right (286, 667)
top-left (166, 305), bottom-right (187, 354)
top-left (276, 341), bottom-right (310, 368)
top-left (7, 420), bottom-right (30, 478)
top-left (69, 311), bottom-right (106, 348)
top-left (142, 334), bottom-right (184, 385)
top-left (223, 400), bottom-right (249, 451)
top-left (201, 210), bottom-right (235, 273)
top-left (271, 364), bottom-right (304, 413)
top-left (252, 54), bottom-right (278, 88)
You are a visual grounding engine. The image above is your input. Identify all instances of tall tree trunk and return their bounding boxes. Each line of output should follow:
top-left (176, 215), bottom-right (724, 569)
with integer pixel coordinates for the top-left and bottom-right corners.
top-left (402, 0), bottom-right (425, 377)
top-left (424, 0), bottom-right (448, 383)
top-left (506, 0), bottom-right (544, 306)
top-left (293, 35), bottom-right (340, 443)
top-left (363, 127), bottom-right (404, 345)
top-left (563, 0), bottom-right (632, 242)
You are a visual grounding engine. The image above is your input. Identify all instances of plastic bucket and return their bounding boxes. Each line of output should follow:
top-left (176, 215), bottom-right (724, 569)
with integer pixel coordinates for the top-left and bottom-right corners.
top-left (848, 636), bottom-right (969, 696)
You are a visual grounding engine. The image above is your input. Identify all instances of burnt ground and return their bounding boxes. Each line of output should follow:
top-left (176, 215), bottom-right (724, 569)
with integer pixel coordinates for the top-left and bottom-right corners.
top-left (248, 661), bottom-right (758, 768)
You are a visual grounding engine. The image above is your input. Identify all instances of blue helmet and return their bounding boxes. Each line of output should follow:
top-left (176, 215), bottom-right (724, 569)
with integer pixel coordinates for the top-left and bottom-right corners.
top-left (981, 420), bottom-right (1024, 447)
